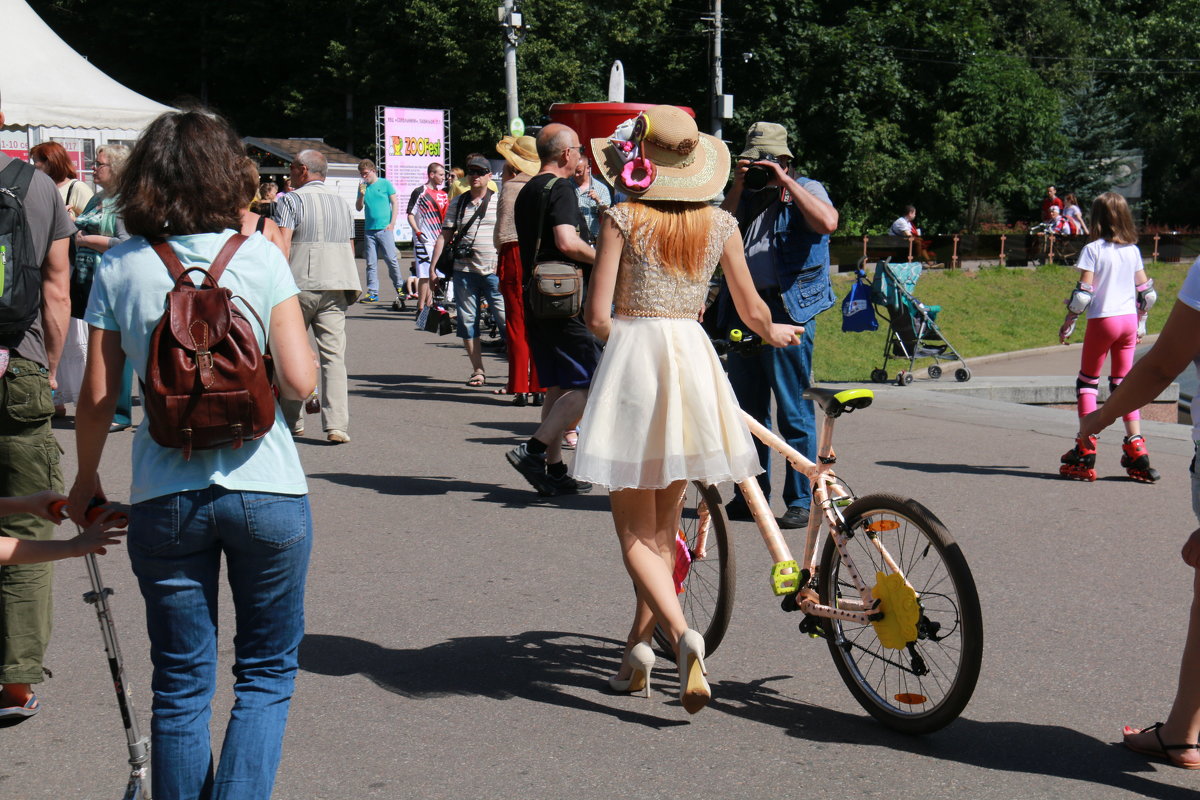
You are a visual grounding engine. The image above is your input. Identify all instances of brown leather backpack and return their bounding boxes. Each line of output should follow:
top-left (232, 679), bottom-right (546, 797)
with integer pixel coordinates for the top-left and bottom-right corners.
top-left (144, 234), bottom-right (276, 460)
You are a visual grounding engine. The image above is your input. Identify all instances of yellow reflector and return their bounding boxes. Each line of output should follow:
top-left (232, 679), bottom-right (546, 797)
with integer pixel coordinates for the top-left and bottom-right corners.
top-left (866, 520), bottom-right (900, 532)
top-left (895, 693), bottom-right (927, 705)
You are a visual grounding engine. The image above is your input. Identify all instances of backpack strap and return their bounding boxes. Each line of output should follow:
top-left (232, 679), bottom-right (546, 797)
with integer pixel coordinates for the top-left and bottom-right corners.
top-left (151, 234), bottom-right (248, 285)
top-left (0, 160), bottom-right (36, 200)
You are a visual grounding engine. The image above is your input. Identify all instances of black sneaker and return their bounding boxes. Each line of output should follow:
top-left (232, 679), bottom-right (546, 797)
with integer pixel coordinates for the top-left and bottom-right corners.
top-left (506, 444), bottom-right (552, 495)
top-left (724, 496), bottom-right (753, 522)
top-left (779, 506), bottom-right (810, 529)
top-left (545, 471), bottom-right (592, 496)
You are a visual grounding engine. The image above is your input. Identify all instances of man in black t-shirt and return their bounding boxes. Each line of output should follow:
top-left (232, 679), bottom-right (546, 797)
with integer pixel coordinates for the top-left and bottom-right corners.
top-left (507, 123), bottom-right (598, 497)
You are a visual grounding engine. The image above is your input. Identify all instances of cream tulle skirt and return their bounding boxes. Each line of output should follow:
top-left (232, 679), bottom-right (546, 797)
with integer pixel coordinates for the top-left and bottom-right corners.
top-left (573, 316), bottom-right (761, 490)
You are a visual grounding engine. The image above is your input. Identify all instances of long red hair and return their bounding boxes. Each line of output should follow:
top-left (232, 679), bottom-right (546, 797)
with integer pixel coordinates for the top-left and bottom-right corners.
top-left (621, 201), bottom-right (714, 280)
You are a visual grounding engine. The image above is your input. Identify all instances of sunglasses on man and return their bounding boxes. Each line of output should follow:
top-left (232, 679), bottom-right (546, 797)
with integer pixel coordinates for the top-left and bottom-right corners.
top-left (466, 168), bottom-right (490, 177)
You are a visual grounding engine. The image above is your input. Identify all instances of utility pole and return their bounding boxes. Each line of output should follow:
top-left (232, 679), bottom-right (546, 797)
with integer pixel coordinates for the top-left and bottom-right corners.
top-left (499, 1), bottom-right (524, 133)
top-left (707, 0), bottom-right (731, 138)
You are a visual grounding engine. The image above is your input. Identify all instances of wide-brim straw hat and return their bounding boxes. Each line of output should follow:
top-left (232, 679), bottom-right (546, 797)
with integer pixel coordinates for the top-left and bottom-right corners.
top-left (496, 135), bottom-right (539, 176)
top-left (591, 105), bottom-right (730, 203)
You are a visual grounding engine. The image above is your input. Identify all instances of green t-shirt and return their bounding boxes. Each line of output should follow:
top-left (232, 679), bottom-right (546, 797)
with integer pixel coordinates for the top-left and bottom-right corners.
top-left (361, 178), bottom-right (397, 230)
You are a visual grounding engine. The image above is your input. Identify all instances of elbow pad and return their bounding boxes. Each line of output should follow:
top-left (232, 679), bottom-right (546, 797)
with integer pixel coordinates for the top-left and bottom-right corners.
top-left (1136, 279), bottom-right (1157, 313)
top-left (1066, 282), bottom-right (1094, 315)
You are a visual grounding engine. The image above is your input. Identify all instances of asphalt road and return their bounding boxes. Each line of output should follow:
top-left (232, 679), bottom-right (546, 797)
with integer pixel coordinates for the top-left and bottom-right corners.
top-left (4, 284), bottom-right (1198, 800)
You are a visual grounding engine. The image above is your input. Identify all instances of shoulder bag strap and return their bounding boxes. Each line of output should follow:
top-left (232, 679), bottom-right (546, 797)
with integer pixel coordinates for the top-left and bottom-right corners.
top-left (456, 189), bottom-right (494, 248)
top-left (531, 177), bottom-right (559, 262)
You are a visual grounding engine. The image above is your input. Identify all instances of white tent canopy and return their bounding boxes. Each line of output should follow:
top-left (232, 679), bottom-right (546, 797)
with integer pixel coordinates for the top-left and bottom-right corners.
top-left (1, 0), bottom-right (172, 129)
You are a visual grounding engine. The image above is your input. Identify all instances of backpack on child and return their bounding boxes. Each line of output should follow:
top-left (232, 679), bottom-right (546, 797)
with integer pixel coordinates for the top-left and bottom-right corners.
top-left (0, 160), bottom-right (42, 336)
top-left (144, 234), bottom-right (277, 459)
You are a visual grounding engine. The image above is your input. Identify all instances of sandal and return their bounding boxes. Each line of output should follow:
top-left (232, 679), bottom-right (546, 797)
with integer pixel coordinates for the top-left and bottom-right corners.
top-left (467, 371), bottom-right (486, 387)
top-left (1123, 722), bottom-right (1200, 769)
top-left (562, 429), bottom-right (578, 450)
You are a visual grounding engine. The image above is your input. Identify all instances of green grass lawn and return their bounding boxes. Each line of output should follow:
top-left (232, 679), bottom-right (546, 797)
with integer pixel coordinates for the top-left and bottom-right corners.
top-left (813, 262), bottom-right (1192, 382)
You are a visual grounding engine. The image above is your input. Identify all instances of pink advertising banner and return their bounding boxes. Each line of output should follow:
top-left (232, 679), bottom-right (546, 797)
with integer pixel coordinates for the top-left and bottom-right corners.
top-left (1, 130), bottom-right (29, 161)
top-left (383, 107), bottom-right (446, 243)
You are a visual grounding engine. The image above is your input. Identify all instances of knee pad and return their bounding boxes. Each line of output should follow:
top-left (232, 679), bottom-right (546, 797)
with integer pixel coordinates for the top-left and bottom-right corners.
top-left (1067, 282), bottom-right (1094, 315)
top-left (1076, 373), bottom-right (1099, 396)
top-left (1109, 376), bottom-right (1123, 393)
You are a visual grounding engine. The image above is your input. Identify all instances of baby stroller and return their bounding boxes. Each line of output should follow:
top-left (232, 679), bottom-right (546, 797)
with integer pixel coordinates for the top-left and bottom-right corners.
top-left (866, 258), bottom-right (971, 386)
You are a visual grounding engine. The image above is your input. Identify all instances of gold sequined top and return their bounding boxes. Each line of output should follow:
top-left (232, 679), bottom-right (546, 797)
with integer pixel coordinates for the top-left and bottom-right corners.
top-left (607, 204), bottom-right (738, 319)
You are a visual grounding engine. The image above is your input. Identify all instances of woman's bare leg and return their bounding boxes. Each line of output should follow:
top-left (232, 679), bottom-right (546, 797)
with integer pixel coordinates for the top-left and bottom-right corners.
top-left (610, 482), bottom-right (689, 677)
top-left (1125, 550), bottom-right (1200, 764)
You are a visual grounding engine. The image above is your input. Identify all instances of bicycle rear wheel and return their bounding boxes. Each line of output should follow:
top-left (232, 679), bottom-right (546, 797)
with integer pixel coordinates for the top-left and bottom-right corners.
top-left (818, 493), bottom-right (982, 734)
top-left (653, 481), bottom-right (735, 660)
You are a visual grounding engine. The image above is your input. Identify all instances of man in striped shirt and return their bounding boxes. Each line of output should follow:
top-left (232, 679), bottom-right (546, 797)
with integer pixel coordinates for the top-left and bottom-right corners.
top-left (274, 149), bottom-right (361, 443)
top-left (431, 156), bottom-right (505, 387)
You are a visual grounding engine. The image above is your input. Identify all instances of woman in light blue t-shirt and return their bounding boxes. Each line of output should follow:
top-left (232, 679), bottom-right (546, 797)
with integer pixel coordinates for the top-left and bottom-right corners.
top-left (68, 110), bottom-right (317, 800)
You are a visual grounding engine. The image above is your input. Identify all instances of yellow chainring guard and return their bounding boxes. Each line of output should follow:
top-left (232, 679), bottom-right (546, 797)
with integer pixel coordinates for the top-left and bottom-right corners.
top-left (871, 571), bottom-right (920, 650)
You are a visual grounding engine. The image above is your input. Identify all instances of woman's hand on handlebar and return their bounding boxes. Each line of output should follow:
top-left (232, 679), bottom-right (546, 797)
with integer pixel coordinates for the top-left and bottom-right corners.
top-left (763, 323), bottom-right (805, 348)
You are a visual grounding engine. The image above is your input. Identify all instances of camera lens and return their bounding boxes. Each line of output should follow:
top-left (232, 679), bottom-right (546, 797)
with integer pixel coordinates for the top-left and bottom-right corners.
top-left (744, 166), bottom-right (770, 191)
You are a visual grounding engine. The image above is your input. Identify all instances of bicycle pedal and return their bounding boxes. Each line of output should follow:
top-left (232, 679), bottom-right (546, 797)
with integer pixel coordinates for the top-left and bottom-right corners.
top-left (770, 560), bottom-right (802, 596)
top-left (798, 615), bottom-right (825, 639)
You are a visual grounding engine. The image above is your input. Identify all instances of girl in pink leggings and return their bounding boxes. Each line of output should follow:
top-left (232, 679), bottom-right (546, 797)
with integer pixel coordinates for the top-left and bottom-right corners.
top-left (1058, 192), bottom-right (1159, 482)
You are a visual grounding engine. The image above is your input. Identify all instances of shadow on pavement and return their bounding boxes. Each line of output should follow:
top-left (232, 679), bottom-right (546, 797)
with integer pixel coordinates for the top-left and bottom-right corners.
top-left (876, 460), bottom-right (1061, 481)
top-left (350, 373), bottom-right (517, 407)
top-left (710, 674), bottom-right (1192, 798)
top-left (307, 472), bottom-right (612, 513)
top-left (299, 630), bottom-right (688, 729)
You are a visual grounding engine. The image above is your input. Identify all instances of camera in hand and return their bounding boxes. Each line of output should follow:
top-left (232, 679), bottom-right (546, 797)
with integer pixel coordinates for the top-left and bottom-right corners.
top-left (743, 153), bottom-right (780, 191)
top-left (452, 241), bottom-right (475, 260)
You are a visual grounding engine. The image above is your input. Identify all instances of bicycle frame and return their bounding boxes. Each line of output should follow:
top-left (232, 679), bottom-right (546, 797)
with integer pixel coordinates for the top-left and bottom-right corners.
top-left (736, 408), bottom-right (887, 626)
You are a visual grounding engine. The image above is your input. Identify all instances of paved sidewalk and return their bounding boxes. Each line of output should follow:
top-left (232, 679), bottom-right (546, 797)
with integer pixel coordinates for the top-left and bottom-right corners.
top-left (5, 290), bottom-right (1198, 800)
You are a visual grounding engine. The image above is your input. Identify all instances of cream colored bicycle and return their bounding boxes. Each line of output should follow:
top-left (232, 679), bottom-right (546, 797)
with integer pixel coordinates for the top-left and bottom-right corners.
top-left (660, 385), bottom-right (983, 734)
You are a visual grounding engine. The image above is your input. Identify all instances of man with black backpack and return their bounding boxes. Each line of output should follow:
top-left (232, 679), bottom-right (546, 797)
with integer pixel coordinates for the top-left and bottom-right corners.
top-left (0, 97), bottom-right (75, 721)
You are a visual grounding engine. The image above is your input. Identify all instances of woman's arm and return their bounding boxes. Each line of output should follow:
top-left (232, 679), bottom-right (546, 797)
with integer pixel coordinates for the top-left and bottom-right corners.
top-left (585, 217), bottom-right (622, 342)
top-left (720, 230), bottom-right (804, 348)
top-left (69, 327), bottom-right (124, 525)
top-left (1079, 299), bottom-right (1200, 437)
top-left (268, 295), bottom-right (318, 401)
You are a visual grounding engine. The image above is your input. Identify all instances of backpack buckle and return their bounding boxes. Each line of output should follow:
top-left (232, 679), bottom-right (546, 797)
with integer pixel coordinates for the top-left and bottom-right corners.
top-left (196, 349), bottom-right (213, 370)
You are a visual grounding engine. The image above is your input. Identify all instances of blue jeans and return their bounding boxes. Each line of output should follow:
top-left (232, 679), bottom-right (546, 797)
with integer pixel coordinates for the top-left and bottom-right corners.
top-left (726, 315), bottom-right (816, 510)
top-left (452, 270), bottom-right (506, 341)
top-left (362, 229), bottom-right (402, 294)
top-left (129, 487), bottom-right (312, 800)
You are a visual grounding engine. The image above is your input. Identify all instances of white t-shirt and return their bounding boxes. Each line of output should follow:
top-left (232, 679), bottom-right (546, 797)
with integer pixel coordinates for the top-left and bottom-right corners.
top-left (890, 216), bottom-right (913, 236)
top-left (1075, 240), bottom-right (1142, 319)
top-left (1177, 256), bottom-right (1200, 441)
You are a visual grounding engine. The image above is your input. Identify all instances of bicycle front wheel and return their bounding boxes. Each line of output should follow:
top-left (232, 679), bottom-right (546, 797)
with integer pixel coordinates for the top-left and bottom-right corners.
top-left (818, 493), bottom-right (982, 734)
top-left (653, 481), bottom-right (735, 660)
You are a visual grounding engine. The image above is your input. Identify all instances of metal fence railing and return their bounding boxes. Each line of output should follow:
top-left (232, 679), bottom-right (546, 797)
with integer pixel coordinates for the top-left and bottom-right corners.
top-left (831, 233), bottom-right (1200, 272)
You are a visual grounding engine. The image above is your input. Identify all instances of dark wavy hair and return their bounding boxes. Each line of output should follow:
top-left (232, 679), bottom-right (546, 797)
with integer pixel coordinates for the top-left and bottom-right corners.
top-left (29, 141), bottom-right (76, 183)
top-left (117, 110), bottom-right (244, 238)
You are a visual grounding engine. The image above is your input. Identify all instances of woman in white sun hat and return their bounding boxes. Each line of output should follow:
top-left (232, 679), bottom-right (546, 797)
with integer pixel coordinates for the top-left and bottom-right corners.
top-left (577, 105), bottom-right (802, 715)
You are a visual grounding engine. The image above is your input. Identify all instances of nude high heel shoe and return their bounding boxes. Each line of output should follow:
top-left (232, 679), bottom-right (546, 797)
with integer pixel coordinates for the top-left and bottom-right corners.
top-left (608, 642), bottom-right (655, 698)
top-left (677, 629), bottom-right (710, 714)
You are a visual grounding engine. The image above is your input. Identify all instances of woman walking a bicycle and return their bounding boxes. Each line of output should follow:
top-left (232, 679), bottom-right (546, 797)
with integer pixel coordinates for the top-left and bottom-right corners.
top-left (576, 106), bottom-right (802, 714)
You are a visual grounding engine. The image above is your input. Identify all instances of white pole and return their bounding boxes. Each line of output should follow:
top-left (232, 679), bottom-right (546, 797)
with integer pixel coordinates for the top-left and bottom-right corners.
top-left (501, 0), bottom-right (520, 128)
top-left (711, 0), bottom-right (723, 139)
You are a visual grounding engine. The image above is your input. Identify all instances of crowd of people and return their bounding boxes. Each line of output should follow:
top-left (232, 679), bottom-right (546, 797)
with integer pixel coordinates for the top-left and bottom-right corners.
top-left (1, 88), bottom-right (1198, 800)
